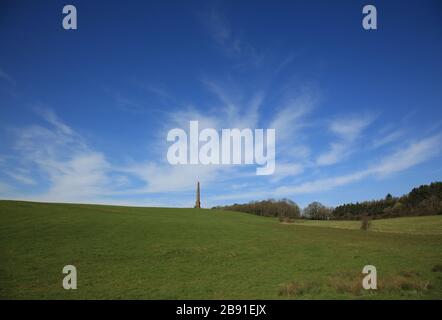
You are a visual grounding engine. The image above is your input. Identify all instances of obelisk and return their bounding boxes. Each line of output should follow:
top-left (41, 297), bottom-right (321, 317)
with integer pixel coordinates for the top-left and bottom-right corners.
top-left (195, 181), bottom-right (201, 208)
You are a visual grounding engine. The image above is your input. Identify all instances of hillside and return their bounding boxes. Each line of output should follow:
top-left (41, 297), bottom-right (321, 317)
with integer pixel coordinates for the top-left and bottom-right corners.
top-left (0, 200), bottom-right (441, 299)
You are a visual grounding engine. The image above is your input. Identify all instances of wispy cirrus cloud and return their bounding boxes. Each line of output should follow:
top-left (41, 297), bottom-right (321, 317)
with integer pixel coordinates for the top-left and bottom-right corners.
top-left (372, 128), bottom-right (405, 148)
top-left (279, 132), bottom-right (442, 196)
top-left (202, 79), bottom-right (264, 129)
top-left (6, 170), bottom-right (36, 185)
top-left (0, 76), bottom-right (317, 204)
top-left (271, 162), bottom-right (304, 182)
top-left (270, 97), bottom-right (312, 143)
top-left (0, 181), bottom-right (13, 195)
top-left (316, 114), bottom-right (375, 166)
top-left (6, 111), bottom-right (130, 201)
top-left (1, 98), bottom-right (441, 207)
top-left (275, 170), bottom-right (371, 196)
top-left (210, 131), bottom-right (442, 203)
top-left (201, 9), bottom-right (263, 66)
top-left (373, 133), bottom-right (442, 176)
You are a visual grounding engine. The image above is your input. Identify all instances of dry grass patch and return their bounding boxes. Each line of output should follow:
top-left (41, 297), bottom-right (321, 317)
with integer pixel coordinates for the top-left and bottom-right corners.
top-left (379, 275), bottom-right (431, 292)
top-left (279, 270), bottom-right (431, 298)
top-left (328, 272), bottom-right (364, 296)
top-left (278, 281), bottom-right (317, 297)
top-left (326, 270), bottom-right (431, 296)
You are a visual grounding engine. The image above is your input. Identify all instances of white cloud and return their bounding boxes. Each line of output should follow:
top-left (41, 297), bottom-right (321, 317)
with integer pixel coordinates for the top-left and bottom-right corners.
top-left (316, 114), bottom-right (374, 166)
top-left (202, 79), bottom-right (263, 129)
top-left (268, 92), bottom-right (314, 176)
top-left (4, 106), bottom-right (250, 202)
top-left (271, 162), bottom-right (304, 182)
top-left (41, 152), bottom-right (111, 202)
top-left (329, 116), bottom-right (373, 138)
top-left (372, 129), bottom-right (405, 148)
top-left (276, 133), bottom-right (442, 196)
top-left (270, 94), bottom-right (313, 141)
top-left (7, 109), bottom-right (114, 202)
top-left (0, 181), bottom-right (13, 195)
top-left (118, 162), bottom-right (230, 194)
top-left (6, 171), bottom-right (36, 185)
top-left (315, 142), bottom-right (348, 166)
top-left (276, 170), bottom-right (371, 195)
top-left (373, 133), bottom-right (442, 176)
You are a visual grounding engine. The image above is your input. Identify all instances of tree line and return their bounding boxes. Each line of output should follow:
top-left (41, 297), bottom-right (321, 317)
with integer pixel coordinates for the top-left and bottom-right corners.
top-left (213, 181), bottom-right (442, 220)
top-left (212, 199), bottom-right (301, 221)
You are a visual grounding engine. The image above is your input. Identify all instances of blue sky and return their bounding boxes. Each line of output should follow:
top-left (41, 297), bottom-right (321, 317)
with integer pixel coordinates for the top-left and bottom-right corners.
top-left (1, 0), bottom-right (442, 208)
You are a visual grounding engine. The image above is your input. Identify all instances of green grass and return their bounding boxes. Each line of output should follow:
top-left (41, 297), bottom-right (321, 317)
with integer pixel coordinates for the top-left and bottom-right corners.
top-left (0, 200), bottom-right (441, 299)
top-left (291, 215), bottom-right (442, 235)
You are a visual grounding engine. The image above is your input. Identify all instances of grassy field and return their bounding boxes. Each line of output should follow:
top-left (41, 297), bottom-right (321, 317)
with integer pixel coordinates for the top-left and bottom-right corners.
top-left (290, 215), bottom-right (442, 235)
top-left (0, 200), bottom-right (441, 299)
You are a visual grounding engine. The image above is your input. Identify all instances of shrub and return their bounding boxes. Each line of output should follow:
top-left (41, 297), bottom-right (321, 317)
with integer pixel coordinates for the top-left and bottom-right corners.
top-left (432, 264), bottom-right (442, 272)
top-left (360, 216), bottom-right (371, 231)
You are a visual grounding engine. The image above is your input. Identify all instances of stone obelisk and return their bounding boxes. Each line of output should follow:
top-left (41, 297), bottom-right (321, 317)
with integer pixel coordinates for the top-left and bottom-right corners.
top-left (195, 181), bottom-right (201, 208)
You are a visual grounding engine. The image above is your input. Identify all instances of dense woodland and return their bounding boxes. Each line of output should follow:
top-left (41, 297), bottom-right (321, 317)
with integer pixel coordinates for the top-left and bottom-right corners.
top-left (213, 182), bottom-right (442, 220)
top-left (332, 182), bottom-right (442, 220)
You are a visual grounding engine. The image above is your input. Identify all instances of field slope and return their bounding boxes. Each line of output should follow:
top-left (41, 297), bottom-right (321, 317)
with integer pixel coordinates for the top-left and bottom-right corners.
top-left (0, 200), bottom-right (441, 299)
